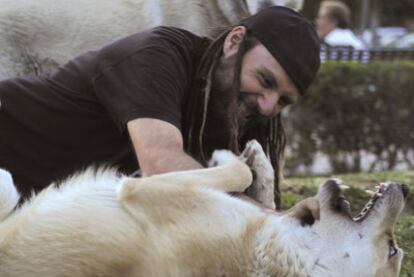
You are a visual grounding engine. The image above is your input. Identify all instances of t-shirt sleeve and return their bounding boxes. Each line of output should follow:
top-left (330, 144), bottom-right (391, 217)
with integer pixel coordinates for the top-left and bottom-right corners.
top-left (92, 46), bottom-right (188, 133)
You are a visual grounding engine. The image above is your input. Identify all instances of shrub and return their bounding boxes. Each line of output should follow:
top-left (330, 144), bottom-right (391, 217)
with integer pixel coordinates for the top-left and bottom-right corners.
top-left (284, 61), bottom-right (414, 175)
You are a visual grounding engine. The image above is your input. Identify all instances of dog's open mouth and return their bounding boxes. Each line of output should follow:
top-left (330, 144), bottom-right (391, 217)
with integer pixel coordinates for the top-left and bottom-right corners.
top-left (320, 179), bottom-right (409, 223)
top-left (353, 182), bottom-right (409, 222)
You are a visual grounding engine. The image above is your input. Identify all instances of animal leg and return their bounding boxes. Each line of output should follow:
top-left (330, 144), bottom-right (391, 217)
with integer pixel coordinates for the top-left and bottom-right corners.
top-left (117, 149), bottom-right (253, 202)
top-left (241, 140), bottom-right (276, 210)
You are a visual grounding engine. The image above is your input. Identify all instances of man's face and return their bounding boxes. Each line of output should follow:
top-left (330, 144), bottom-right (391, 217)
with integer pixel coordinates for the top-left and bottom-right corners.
top-left (238, 43), bottom-right (300, 118)
top-left (316, 7), bottom-right (335, 38)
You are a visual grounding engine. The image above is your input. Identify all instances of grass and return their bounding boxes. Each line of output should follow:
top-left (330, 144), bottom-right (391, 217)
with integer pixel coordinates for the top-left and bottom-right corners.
top-left (282, 170), bottom-right (414, 276)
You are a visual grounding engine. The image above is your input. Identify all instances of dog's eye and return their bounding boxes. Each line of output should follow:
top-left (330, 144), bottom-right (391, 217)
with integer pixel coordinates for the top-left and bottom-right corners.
top-left (388, 240), bottom-right (398, 258)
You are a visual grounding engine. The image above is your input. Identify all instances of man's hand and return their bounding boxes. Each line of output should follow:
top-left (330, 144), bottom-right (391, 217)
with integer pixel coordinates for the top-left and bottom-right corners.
top-left (127, 118), bottom-right (203, 176)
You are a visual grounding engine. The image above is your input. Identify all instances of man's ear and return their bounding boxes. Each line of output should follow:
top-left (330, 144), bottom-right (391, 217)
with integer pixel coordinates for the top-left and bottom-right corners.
top-left (223, 26), bottom-right (247, 58)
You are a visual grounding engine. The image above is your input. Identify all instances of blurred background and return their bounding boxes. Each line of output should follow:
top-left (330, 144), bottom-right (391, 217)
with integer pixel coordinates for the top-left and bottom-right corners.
top-left (282, 0), bottom-right (414, 177)
top-left (302, 0), bottom-right (414, 48)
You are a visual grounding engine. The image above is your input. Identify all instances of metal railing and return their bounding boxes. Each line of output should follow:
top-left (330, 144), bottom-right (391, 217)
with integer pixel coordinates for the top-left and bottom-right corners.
top-left (320, 45), bottom-right (414, 63)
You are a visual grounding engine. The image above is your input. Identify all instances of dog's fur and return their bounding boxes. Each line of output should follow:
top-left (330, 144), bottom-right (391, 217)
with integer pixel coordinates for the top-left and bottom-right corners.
top-left (0, 140), bottom-right (407, 276)
top-left (0, 0), bottom-right (303, 80)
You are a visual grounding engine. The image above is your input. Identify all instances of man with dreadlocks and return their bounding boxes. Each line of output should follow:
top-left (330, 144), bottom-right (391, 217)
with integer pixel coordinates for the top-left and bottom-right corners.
top-left (0, 7), bottom-right (320, 208)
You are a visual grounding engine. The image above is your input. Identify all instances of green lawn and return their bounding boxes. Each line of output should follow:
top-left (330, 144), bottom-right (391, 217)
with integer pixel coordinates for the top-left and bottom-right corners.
top-left (283, 170), bottom-right (414, 276)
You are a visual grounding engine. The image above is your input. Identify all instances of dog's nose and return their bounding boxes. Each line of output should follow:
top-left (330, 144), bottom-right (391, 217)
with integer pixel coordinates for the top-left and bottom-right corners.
top-left (401, 184), bottom-right (410, 199)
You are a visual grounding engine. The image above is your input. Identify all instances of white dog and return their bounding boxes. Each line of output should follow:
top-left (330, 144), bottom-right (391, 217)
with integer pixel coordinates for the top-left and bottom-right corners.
top-left (0, 0), bottom-right (304, 79)
top-left (0, 140), bottom-right (407, 276)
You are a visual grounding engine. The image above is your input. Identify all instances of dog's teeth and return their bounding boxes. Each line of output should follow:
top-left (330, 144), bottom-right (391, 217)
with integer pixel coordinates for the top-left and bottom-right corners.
top-left (354, 188), bottom-right (382, 221)
top-left (379, 182), bottom-right (389, 192)
top-left (340, 184), bottom-right (350, 190)
top-left (353, 215), bottom-right (362, 221)
top-left (331, 178), bottom-right (342, 184)
top-left (365, 190), bottom-right (376, 197)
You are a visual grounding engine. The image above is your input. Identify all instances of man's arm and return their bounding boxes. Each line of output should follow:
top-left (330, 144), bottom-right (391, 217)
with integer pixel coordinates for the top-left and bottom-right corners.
top-left (127, 118), bottom-right (203, 176)
top-left (127, 118), bottom-right (287, 212)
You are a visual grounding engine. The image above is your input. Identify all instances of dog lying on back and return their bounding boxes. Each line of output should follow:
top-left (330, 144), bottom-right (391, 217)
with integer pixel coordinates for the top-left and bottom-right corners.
top-left (0, 140), bottom-right (408, 276)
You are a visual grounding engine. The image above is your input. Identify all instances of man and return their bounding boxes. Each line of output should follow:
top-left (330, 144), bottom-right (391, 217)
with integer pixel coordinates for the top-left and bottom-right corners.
top-left (0, 7), bottom-right (320, 208)
top-left (316, 0), bottom-right (366, 49)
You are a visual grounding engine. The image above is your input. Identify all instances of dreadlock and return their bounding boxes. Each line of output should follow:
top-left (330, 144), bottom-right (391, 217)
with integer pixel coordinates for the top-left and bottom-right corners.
top-left (182, 27), bottom-right (286, 209)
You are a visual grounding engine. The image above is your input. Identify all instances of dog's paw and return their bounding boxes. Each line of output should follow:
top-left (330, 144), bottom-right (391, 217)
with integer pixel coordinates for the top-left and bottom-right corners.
top-left (240, 140), bottom-right (276, 210)
top-left (208, 150), bottom-right (239, 167)
top-left (239, 140), bottom-right (261, 165)
top-left (240, 140), bottom-right (273, 177)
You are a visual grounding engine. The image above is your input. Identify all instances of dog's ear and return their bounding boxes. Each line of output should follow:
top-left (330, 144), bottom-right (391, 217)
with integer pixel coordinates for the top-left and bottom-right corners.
top-left (284, 197), bottom-right (320, 226)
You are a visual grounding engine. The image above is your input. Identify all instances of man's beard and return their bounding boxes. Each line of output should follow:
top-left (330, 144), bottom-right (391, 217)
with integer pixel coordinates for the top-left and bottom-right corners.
top-left (211, 53), bottom-right (268, 132)
top-left (201, 64), bottom-right (267, 156)
top-left (210, 57), bottom-right (260, 132)
top-left (237, 91), bottom-right (267, 130)
top-left (201, 72), bottom-right (238, 154)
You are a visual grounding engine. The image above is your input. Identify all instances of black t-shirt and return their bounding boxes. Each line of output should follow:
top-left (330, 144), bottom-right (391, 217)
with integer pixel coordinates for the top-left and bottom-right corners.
top-left (0, 26), bottom-right (210, 197)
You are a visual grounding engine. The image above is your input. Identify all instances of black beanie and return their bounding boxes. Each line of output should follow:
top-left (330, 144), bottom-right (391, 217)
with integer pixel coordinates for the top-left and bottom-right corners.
top-left (241, 6), bottom-right (320, 94)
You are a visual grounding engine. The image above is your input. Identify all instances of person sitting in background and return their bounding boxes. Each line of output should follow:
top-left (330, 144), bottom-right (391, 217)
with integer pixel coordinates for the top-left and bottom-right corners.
top-left (316, 0), bottom-right (366, 49)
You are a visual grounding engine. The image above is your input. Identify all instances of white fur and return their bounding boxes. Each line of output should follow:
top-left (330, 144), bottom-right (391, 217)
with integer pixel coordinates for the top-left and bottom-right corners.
top-left (0, 0), bottom-right (251, 79)
top-left (0, 169), bottom-right (19, 221)
top-left (0, 141), bottom-right (405, 276)
top-left (0, 0), bottom-right (305, 79)
top-left (245, 0), bottom-right (304, 14)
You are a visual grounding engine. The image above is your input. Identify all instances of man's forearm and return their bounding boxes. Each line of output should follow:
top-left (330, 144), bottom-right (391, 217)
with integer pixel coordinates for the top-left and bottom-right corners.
top-left (140, 148), bottom-right (203, 177)
top-left (127, 118), bottom-right (204, 177)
